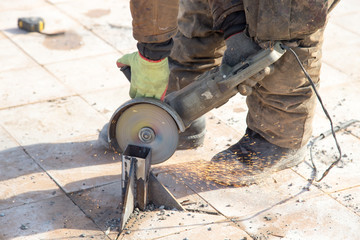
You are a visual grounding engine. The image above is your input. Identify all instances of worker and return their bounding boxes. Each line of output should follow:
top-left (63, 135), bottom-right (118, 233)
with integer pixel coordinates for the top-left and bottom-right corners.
top-left (100, 0), bottom-right (340, 185)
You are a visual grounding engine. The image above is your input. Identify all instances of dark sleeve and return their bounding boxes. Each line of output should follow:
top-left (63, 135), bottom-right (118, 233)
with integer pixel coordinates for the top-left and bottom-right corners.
top-left (130, 0), bottom-right (179, 43)
top-left (137, 39), bottom-right (174, 61)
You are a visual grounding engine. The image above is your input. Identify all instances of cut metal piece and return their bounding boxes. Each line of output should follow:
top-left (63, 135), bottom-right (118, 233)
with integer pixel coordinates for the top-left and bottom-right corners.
top-left (120, 144), bottom-right (185, 232)
top-left (115, 102), bottom-right (179, 164)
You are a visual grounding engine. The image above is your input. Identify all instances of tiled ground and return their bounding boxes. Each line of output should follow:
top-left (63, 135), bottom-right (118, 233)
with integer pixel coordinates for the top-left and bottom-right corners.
top-left (1, 0), bottom-right (360, 239)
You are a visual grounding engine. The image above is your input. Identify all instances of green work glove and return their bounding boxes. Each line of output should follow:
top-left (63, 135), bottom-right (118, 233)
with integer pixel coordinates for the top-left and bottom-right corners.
top-left (116, 52), bottom-right (169, 100)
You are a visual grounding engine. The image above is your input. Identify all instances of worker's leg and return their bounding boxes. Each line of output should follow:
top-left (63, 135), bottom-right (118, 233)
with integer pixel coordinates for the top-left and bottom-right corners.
top-left (247, 28), bottom-right (325, 149)
top-left (168, 0), bottom-right (225, 149)
top-left (209, 28), bottom-right (325, 186)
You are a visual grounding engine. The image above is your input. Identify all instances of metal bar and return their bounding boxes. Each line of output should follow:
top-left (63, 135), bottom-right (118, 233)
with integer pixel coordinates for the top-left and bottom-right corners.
top-left (119, 159), bottom-right (135, 231)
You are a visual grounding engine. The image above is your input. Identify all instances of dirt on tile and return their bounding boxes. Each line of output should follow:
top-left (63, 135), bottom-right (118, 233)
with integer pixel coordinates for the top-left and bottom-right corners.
top-left (43, 31), bottom-right (83, 51)
top-left (85, 9), bottom-right (111, 18)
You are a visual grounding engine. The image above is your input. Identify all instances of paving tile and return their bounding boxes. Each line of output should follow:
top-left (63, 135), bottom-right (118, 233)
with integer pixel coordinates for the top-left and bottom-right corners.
top-left (331, 187), bottom-right (360, 217)
top-left (91, 24), bottom-right (137, 54)
top-left (0, 96), bottom-right (106, 145)
top-left (0, 195), bottom-right (107, 240)
top-left (0, 126), bottom-right (18, 151)
top-left (0, 147), bottom-right (62, 210)
top-left (329, 0), bottom-right (360, 17)
top-left (0, 5), bottom-right (114, 65)
top-left (322, 23), bottom-right (360, 78)
top-left (54, 0), bottom-right (137, 53)
top-left (81, 87), bottom-right (131, 120)
top-left (0, 66), bottom-right (72, 109)
top-left (319, 62), bottom-right (352, 89)
top-left (0, 37), bottom-right (37, 72)
top-left (24, 138), bottom-right (122, 193)
top-left (45, 53), bottom-right (127, 95)
top-left (119, 210), bottom-right (226, 240)
top-left (69, 182), bottom-right (122, 238)
top-left (196, 169), bottom-right (323, 218)
top-left (233, 194), bottom-right (360, 240)
top-left (156, 221), bottom-right (250, 240)
top-left (0, 0), bottom-right (46, 12)
top-left (294, 132), bottom-right (360, 193)
top-left (313, 82), bottom-right (360, 133)
top-left (54, 0), bottom-right (132, 29)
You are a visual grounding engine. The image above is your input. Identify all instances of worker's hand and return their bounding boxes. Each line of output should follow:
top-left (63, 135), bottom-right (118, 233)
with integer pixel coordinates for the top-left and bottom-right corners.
top-left (222, 32), bottom-right (272, 96)
top-left (117, 52), bottom-right (169, 100)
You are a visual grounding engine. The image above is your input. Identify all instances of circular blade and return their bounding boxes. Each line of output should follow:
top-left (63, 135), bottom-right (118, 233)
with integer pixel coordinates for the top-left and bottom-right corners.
top-left (115, 103), bottom-right (179, 164)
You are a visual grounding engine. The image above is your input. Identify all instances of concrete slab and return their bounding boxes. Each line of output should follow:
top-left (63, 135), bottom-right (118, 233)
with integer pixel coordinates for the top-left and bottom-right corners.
top-left (0, 66), bottom-right (72, 109)
top-left (24, 138), bottom-right (122, 193)
top-left (0, 195), bottom-right (108, 240)
top-left (45, 53), bottom-right (126, 95)
top-left (0, 147), bottom-right (62, 210)
top-left (0, 96), bottom-right (106, 145)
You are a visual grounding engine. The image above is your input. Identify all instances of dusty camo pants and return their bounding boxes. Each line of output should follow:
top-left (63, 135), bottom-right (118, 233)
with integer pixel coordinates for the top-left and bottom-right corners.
top-left (169, 0), bottom-right (325, 149)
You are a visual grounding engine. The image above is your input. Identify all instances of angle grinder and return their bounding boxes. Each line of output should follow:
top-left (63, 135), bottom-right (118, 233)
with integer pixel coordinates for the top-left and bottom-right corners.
top-left (108, 42), bottom-right (286, 164)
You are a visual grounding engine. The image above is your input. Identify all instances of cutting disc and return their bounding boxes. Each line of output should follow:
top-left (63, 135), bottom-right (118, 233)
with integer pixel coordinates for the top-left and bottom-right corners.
top-left (115, 103), bottom-right (179, 164)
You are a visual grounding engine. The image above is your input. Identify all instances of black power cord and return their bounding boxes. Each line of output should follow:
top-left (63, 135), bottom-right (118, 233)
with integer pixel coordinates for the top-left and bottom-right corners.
top-left (281, 44), bottom-right (345, 182)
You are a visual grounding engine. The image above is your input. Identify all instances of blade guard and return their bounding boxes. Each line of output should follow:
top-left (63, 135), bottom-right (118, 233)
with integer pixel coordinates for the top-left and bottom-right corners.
top-left (108, 97), bottom-right (185, 155)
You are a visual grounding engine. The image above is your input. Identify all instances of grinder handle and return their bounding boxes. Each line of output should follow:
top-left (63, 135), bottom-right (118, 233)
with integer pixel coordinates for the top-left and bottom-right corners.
top-left (120, 66), bottom-right (131, 82)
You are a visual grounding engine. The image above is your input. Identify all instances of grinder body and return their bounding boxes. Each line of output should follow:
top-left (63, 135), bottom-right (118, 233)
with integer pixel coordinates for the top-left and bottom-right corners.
top-left (109, 42), bottom-right (286, 164)
top-left (165, 42), bottom-right (285, 128)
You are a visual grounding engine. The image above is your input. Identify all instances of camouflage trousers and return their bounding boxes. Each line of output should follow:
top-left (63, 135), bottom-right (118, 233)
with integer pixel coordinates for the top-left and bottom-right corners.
top-left (168, 0), bottom-right (325, 149)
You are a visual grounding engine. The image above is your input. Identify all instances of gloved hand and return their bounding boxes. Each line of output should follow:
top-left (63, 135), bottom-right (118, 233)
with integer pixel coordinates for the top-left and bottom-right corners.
top-left (222, 32), bottom-right (273, 96)
top-left (117, 52), bottom-right (169, 100)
